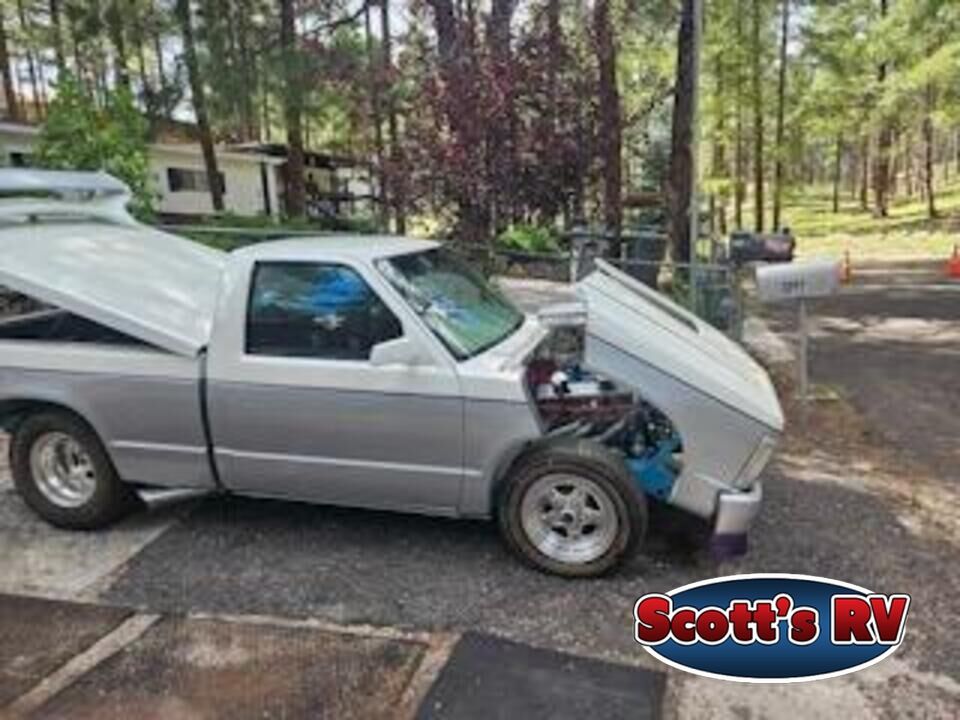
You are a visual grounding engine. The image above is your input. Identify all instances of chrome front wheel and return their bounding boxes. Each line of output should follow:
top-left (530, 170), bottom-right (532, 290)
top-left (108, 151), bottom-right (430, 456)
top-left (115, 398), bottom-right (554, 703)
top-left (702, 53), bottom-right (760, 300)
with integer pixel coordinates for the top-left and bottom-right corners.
top-left (520, 474), bottom-right (619, 565)
top-left (499, 440), bottom-right (647, 578)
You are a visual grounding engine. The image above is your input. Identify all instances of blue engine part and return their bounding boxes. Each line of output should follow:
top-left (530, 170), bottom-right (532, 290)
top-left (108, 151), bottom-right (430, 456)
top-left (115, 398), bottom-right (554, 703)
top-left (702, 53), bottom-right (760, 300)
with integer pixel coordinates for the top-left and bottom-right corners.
top-left (626, 436), bottom-right (681, 501)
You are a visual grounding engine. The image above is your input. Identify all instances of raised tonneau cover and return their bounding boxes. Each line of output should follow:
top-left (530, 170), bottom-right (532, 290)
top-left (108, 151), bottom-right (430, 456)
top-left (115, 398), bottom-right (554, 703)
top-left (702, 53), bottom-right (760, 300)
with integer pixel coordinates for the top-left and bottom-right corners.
top-left (0, 170), bottom-right (225, 356)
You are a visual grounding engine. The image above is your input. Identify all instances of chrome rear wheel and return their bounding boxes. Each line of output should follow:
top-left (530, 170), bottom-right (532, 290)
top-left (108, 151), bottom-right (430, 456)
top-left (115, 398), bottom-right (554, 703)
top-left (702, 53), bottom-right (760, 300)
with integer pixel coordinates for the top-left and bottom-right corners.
top-left (12, 411), bottom-right (137, 529)
top-left (30, 431), bottom-right (99, 509)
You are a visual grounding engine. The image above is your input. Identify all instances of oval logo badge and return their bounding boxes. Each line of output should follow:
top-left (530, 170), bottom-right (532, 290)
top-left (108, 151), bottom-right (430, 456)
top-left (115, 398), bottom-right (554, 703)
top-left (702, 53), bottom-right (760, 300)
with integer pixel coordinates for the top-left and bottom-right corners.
top-left (634, 574), bottom-right (910, 683)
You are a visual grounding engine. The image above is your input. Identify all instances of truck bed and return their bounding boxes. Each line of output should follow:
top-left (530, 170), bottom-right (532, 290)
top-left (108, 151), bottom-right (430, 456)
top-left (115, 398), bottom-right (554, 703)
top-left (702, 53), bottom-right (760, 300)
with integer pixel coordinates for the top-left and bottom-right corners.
top-left (0, 309), bottom-right (150, 346)
top-left (0, 333), bottom-right (216, 491)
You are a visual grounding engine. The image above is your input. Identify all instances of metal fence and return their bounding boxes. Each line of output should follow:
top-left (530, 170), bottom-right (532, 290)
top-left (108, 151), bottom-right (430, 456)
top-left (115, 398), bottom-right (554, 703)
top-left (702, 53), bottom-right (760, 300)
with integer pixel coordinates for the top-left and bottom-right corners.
top-left (444, 243), bottom-right (742, 338)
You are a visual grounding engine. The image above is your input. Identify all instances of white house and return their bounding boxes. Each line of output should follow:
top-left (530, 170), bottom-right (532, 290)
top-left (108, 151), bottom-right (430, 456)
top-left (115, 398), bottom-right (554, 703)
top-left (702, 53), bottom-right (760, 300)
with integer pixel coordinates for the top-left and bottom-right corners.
top-left (0, 121), bottom-right (376, 222)
top-left (149, 143), bottom-right (284, 219)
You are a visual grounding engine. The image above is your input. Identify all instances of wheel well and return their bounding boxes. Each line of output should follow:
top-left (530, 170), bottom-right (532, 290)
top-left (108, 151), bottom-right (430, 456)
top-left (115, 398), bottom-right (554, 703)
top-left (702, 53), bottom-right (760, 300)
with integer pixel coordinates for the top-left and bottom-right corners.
top-left (0, 399), bottom-right (92, 435)
top-left (490, 437), bottom-right (625, 508)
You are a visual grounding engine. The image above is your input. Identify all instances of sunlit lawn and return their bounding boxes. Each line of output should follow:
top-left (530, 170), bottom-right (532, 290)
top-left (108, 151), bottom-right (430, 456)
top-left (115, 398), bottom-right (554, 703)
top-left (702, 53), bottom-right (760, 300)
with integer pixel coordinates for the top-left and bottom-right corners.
top-left (780, 179), bottom-right (960, 262)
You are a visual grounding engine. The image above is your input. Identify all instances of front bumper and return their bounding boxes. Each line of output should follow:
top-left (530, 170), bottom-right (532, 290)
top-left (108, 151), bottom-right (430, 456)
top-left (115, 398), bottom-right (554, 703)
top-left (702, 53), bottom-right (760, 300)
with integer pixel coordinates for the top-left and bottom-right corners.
top-left (709, 482), bottom-right (763, 558)
top-left (715, 482), bottom-right (763, 535)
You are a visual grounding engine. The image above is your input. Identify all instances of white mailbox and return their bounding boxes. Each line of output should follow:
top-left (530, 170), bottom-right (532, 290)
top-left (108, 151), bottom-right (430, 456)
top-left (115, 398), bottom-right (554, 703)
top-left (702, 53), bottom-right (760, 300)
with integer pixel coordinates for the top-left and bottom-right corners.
top-left (754, 258), bottom-right (842, 403)
top-left (755, 259), bottom-right (840, 303)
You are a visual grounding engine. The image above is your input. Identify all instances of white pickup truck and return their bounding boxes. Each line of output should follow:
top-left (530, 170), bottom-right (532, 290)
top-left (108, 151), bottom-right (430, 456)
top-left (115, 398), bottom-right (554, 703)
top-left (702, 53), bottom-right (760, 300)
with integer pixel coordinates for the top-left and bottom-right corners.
top-left (0, 170), bottom-right (783, 577)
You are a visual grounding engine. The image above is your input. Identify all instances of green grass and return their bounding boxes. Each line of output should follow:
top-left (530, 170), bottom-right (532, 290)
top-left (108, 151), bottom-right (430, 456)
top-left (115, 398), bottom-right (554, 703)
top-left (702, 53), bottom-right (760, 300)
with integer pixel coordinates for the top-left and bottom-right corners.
top-left (780, 180), bottom-right (960, 261)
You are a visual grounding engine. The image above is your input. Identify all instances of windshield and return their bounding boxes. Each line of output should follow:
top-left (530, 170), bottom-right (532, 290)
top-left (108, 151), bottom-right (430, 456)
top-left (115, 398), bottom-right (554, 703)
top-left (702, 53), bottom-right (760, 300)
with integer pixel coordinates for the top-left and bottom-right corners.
top-left (377, 248), bottom-right (525, 360)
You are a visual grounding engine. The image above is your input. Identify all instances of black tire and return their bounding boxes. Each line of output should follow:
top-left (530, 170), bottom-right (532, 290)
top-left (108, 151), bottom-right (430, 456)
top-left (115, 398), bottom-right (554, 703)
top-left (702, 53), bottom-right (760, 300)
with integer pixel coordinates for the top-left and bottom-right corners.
top-left (10, 411), bottom-right (138, 530)
top-left (498, 439), bottom-right (647, 578)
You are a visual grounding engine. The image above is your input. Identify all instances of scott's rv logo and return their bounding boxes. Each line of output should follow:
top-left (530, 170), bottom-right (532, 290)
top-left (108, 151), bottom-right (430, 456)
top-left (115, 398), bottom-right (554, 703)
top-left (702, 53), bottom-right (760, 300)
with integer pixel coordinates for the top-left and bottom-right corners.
top-left (634, 574), bottom-right (910, 682)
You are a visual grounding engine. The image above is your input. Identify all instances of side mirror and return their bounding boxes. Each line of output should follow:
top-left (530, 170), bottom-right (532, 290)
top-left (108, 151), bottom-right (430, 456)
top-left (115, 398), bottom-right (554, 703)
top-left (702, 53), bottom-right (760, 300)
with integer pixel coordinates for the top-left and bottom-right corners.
top-left (369, 336), bottom-right (432, 368)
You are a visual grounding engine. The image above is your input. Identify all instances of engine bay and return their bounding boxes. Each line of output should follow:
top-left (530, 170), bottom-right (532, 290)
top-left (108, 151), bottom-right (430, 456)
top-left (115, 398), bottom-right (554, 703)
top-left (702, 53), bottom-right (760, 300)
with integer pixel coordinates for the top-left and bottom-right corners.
top-left (526, 325), bottom-right (683, 500)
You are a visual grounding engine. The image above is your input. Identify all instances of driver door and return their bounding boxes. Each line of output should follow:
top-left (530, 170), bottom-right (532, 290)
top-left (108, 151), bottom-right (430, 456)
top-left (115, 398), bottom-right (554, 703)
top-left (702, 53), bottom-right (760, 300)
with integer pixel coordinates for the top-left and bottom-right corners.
top-left (207, 260), bottom-right (465, 515)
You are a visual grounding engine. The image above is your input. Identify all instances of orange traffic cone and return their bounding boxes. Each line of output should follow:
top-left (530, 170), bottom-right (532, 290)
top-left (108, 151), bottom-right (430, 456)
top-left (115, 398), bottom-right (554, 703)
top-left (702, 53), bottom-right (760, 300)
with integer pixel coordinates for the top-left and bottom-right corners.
top-left (840, 250), bottom-right (853, 284)
top-left (947, 246), bottom-right (960, 279)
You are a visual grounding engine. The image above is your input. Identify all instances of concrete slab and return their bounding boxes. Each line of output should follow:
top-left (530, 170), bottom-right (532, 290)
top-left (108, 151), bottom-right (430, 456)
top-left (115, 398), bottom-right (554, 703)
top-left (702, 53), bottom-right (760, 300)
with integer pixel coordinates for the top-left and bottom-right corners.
top-left (416, 632), bottom-right (665, 720)
top-left (29, 616), bottom-right (427, 720)
top-left (0, 433), bottom-right (189, 600)
top-left (0, 489), bottom-right (188, 600)
top-left (0, 594), bottom-right (131, 707)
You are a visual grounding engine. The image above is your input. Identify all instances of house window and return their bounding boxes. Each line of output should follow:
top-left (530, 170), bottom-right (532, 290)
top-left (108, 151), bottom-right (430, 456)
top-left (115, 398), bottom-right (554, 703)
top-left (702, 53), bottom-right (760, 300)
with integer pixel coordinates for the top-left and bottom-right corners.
top-left (9, 152), bottom-right (34, 167)
top-left (166, 167), bottom-right (226, 194)
top-left (246, 262), bottom-right (402, 360)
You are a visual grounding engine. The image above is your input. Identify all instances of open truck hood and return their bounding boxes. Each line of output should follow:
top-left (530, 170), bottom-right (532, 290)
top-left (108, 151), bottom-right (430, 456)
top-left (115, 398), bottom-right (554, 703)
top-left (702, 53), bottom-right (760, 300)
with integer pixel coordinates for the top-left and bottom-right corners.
top-left (0, 221), bottom-right (225, 356)
top-left (577, 260), bottom-right (783, 431)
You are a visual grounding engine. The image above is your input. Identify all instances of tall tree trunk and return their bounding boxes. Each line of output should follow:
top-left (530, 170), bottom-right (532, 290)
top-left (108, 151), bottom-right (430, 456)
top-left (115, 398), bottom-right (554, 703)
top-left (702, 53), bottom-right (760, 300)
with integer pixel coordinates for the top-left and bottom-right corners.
top-left (751, 0), bottom-right (764, 232)
top-left (136, 32), bottom-right (153, 110)
top-left (222, 0), bottom-right (241, 133)
top-left (49, 0), bottom-right (66, 72)
top-left (260, 49), bottom-right (271, 142)
top-left (279, 0), bottom-right (306, 218)
top-left (175, 0), bottom-right (225, 212)
top-left (872, 0), bottom-right (890, 217)
top-left (16, 0), bottom-right (43, 119)
top-left (594, 0), bottom-right (622, 252)
top-left (944, 134), bottom-right (950, 183)
top-left (832, 134), bottom-right (843, 213)
top-left (236, 0), bottom-right (258, 140)
top-left (890, 129), bottom-right (903, 198)
top-left (364, 2), bottom-right (388, 230)
top-left (904, 132), bottom-right (914, 197)
top-left (66, 8), bottom-right (92, 98)
top-left (668, 0), bottom-right (696, 262)
top-left (380, 0), bottom-right (405, 233)
top-left (0, 9), bottom-right (18, 121)
top-left (859, 136), bottom-right (870, 210)
top-left (152, 0), bottom-right (168, 103)
top-left (712, 53), bottom-right (727, 236)
top-left (487, 0), bottom-right (518, 233)
top-left (923, 87), bottom-right (937, 219)
top-left (772, 0), bottom-right (789, 230)
top-left (955, 128), bottom-right (960, 176)
top-left (733, 0), bottom-right (744, 230)
top-left (428, 0), bottom-right (490, 243)
top-left (36, 45), bottom-right (49, 109)
top-left (106, 1), bottom-right (130, 90)
top-left (529, 0), bottom-right (564, 221)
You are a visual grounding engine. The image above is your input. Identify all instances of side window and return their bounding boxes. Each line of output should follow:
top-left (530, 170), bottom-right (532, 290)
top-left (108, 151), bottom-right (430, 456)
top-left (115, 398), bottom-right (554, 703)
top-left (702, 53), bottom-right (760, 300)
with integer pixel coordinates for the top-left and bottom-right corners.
top-left (246, 262), bottom-right (402, 360)
top-left (167, 167), bottom-right (226, 194)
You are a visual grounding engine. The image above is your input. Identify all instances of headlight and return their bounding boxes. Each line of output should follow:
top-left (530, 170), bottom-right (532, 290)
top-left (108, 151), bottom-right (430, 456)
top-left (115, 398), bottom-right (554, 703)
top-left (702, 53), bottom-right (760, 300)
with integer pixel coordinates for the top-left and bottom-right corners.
top-left (738, 434), bottom-right (778, 487)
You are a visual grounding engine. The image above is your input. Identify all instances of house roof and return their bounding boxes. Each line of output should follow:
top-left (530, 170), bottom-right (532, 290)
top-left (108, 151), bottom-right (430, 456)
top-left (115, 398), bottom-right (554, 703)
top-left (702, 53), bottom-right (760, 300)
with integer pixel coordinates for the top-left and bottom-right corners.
top-left (229, 142), bottom-right (371, 170)
top-left (151, 143), bottom-right (286, 166)
top-left (0, 123), bottom-right (286, 167)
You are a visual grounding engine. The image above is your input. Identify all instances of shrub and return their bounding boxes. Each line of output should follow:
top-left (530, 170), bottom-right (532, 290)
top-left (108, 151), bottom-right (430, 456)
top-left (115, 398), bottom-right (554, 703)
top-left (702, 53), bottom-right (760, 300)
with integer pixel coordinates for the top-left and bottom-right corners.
top-left (35, 74), bottom-right (154, 217)
top-left (497, 224), bottom-right (561, 254)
